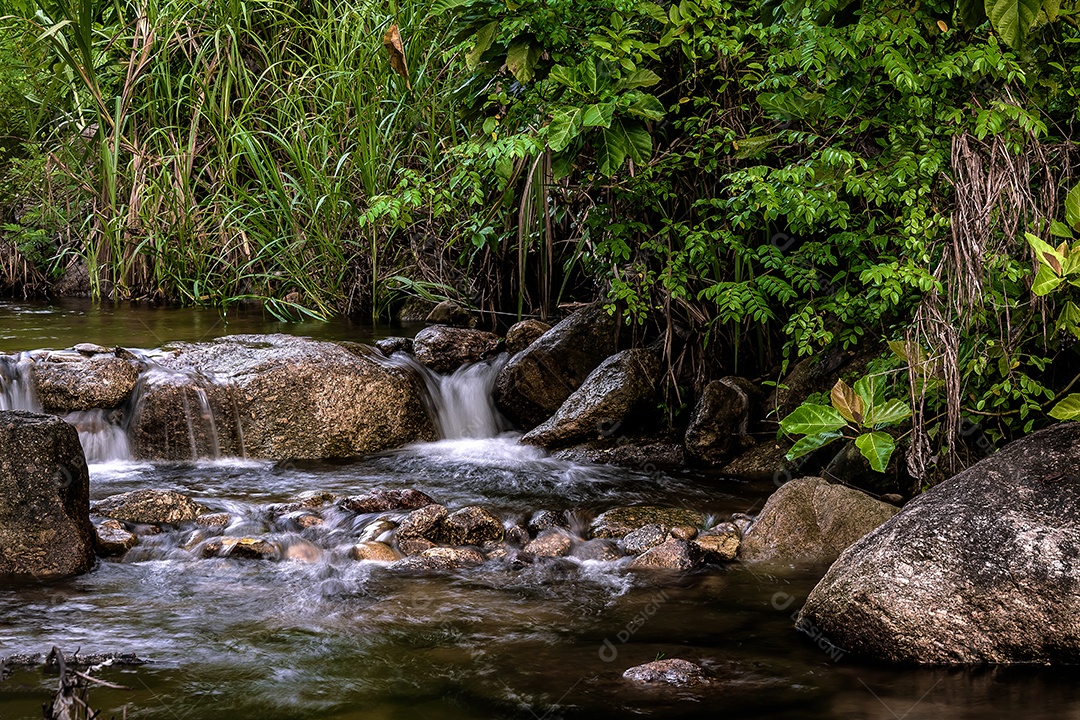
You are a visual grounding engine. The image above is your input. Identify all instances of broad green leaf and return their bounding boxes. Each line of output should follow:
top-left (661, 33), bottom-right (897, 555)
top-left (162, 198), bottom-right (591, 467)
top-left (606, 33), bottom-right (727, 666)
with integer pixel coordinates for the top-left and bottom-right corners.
top-left (506, 39), bottom-right (541, 83)
top-left (830, 379), bottom-right (864, 424)
top-left (1067, 182), bottom-right (1080, 231)
top-left (615, 120), bottom-right (652, 163)
top-left (620, 69), bottom-right (661, 90)
top-left (638, 1), bottom-right (669, 23)
top-left (986, 0), bottom-right (1042, 49)
top-left (596, 127), bottom-right (627, 176)
top-left (582, 102), bottom-right (615, 128)
top-left (1026, 232), bottom-right (1064, 273)
top-left (548, 107), bottom-right (584, 152)
top-left (854, 375), bottom-right (883, 419)
top-left (1054, 301), bottom-right (1080, 339)
top-left (625, 93), bottom-right (665, 121)
top-left (958, 0), bottom-right (988, 27)
top-left (579, 59), bottom-right (599, 94)
top-left (855, 432), bottom-right (895, 473)
top-left (1050, 219), bottom-right (1075, 239)
top-left (785, 431), bottom-right (844, 461)
top-left (549, 64), bottom-right (577, 89)
top-left (1032, 264), bottom-right (1063, 295)
top-left (867, 399), bottom-right (912, 426)
top-left (1049, 393), bottom-right (1080, 420)
top-left (779, 403), bottom-right (848, 436)
top-left (466, 21), bottom-right (499, 69)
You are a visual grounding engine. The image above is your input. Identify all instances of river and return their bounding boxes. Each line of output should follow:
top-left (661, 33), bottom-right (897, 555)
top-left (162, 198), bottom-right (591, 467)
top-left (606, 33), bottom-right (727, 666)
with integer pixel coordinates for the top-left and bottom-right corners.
top-left (1, 301), bottom-right (1079, 719)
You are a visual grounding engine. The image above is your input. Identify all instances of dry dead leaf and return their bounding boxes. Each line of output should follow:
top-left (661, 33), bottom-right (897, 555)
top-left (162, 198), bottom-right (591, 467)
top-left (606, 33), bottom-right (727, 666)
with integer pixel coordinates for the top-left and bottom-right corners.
top-left (383, 24), bottom-right (411, 90)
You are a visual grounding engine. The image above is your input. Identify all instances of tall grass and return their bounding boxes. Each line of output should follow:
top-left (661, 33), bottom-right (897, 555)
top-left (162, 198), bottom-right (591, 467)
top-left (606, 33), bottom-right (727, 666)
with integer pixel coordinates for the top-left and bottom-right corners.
top-left (7, 0), bottom-right (466, 318)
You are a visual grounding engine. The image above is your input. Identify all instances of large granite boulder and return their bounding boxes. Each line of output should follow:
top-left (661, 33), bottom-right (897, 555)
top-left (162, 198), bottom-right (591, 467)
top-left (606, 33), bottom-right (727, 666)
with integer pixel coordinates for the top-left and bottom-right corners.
top-left (32, 352), bottom-right (140, 413)
top-left (412, 326), bottom-right (500, 373)
top-left (130, 334), bottom-right (435, 460)
top-left (0, 411), bottom-right (95, 580)
top-left (494, 303), bottom-right (618, 429)
top-left (739, 476), bottom-right (897, 564)
top-left (684, 377), bottom-right (759, 465)
top-left (798, 424), bottom-right (1080, 664)
top-left (521, 349), bottom-right (659, 449)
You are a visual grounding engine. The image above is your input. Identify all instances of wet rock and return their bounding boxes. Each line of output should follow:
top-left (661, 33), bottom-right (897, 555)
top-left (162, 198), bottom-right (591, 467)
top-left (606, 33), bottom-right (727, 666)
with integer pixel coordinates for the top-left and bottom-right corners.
top-left (669, 525), bottom-right (697, 541)
top-left (375, 337), bottom-right (414, 356)
top-left (392, 546), bottom-right (486, 571)
top-left (424, 300), bottom-right (474, 328)
top-left (358, 518), bottom-right (397, 542)
top-left (72, 343), bottom-right (111, 355)
top-left (504, 319), bottom-right (551, 354)
top-left (528, 509), bottom-right (570, 534)
top-left (396, 504), bottom-right (448, 541)
top-left (412, 326), bottom-right (499, 373)
top-left (201, 537), bottom-right (280, 560)
top-left (284, 541), bottom-right (321, 562)
top-left (280, 512), bottom-right (322, 530)
top-left (524, 529), bottom-right (574, 557)
top-left (590, 506), bottom-right (703, 540)
top-left (881, 493), bottom-right (904, 505)
top-left (766, 344), bottom-right (877, 422)
top-left (692, 526), bottom-right (740, 562)
top-left (195, 513), bottom-right (230, 527)
top-left (33, 355), bottom-right (139, 413)
top-left (552, 439), bottom-right (685, 469)
top-left (729, 513), bottom-right (754, 537)
top-left (268, 491), bottom-right (337, 515)
top-left (798, 423), bottom-right (1080, 664)
top-left (131, 334), bottom-right (435, 460)
top-left (623, 659), bottom-right (709, 686)
top-left (522, 349), bottom-right (659, 449)
top-left (620, 524), bottom-right (669, 555)
top-left (684, 377), bottom-right (760, 465)
top-left (571, 538), bottom-right (622, 562)
top-left (94, 519), bottom-right (137, 556)
top-left (494, 302), bottom-right (619, 429)
top-left (629, 539), bottom-right (701, 571)
top-left (340, 488), bottom-right (436, 514)
top-left (720, 440), bottom-right (793, 479)
top-left (0, 411), bottom-right (95, 580)
top-left (437, 506), bottom-right (504, 545)
top-left (94, 489), bottom-right (206, 525)
top-left (349, 541), bottom-right (401, 562)
top-left (738, 476), bottom-right (898, 564)
top-left (398, 537), bottom-right (436, 556)
top-left (505, 524), bottom-right (531, 546)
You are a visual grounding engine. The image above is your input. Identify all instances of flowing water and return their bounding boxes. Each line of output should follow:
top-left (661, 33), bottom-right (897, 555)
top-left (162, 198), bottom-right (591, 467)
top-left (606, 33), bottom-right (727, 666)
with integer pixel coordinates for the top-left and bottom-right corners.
top-left (3, 302), bottom-right (1080, 719)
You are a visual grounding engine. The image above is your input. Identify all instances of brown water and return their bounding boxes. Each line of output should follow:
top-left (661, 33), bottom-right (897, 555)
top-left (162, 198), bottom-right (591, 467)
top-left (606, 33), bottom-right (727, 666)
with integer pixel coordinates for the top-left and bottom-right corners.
top-left (3, 302), bottom-right (1080, 720)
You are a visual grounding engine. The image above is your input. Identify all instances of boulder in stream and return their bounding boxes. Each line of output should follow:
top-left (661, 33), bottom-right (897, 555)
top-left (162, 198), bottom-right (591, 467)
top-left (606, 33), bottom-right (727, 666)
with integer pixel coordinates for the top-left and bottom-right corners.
top-left (623, 659), bottom-right (709, 686)
top-left (798, 423), bottom-right (1080, 664)
top-left (201, 537), bottom-right (280, 560)
top-left (494, 302), bottom-right (618, 429)
top-left (436, 506), bottom-right (504, 545)
top-left (504, 319), bottom-right (551, 355)
top-left (521, 349), bottom-right (659, 449)
top-left (131, 334), bottom-right (436, 460)
top-left (33, 353), bottom-right (140, 413)
top-left (0, 411), bottom-right (95, 580)
top-left (340, 488), bottom-right (436, 514)
top-left (396, 504), bottom-right (449, 541)
top-left (628, 538), bottom-right (701, 570)
top-left (93, 489), bottom-right (206, 525)
top-left (590, 506), bottom-right (704, 540)
top-left (392, 546), bottom-right (486, 571)
top-left (738, 476), bottom-right (898, 564)
top-left (349, 541), bottom-right (401, 562)
top-left (412, 326), bottom-right (500, 373)
top-left (524, 529), bottom-right (574, 557)
top-left (424, 300), bottom-right (474, 328)
top-left (620, 524), bottom-right (669, 555)
top-left (94, 519), bottom-right (137, 556)
top-left (692, 525), bottom-right (740, 562)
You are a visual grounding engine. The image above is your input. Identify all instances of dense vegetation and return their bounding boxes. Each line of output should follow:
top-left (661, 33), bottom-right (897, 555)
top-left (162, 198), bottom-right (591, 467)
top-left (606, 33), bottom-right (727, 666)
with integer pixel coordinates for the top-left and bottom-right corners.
top-left (1, 0), bottom-right (1078, 486)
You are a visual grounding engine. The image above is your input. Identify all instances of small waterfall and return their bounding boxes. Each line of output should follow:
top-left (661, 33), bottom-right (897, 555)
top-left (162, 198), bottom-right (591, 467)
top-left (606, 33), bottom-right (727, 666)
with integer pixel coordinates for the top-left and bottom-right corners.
top-left (64, 410), bottom-right (131, 463)
top-left (0, 354), bottom-right (41, 412)
top-left (388, 354), bottom-right (510, 440)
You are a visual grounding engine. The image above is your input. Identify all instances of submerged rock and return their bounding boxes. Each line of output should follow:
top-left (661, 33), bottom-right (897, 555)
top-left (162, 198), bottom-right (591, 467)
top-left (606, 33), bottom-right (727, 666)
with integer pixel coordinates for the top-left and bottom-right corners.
top-left (349, 541), bottom-right (401, 562)
top-left (33, 354), bottom-right (140, 413)
top-left (684, 377), bottom-right (759, 465)
top-left (590, 506), bottom-right (703, 540)
top-left (522, 349), bottom-right (659, 449)
top-left (0, 412), bottom-right (95, 580)
top-left (692, 525), bottom-right (740, 562)
top-left (628, 539), bottom-right (701, 571)
top-left (504, 319), bottom-right (551, 355)
top-left (494, 303), bottom-right (618, 429)
top-left (798, 423), bottom-right (1080, 664)
top-left (571, 538), bottom-right (622, 562)
top-left (131, 334), bottom-right (435, 460)
top-left (437, 506), bottom-right (504, 545)
top-left (738, 476), bottom-right (898, 564)
top-left (94, 519), bottom-right (137, 556)
top-left (340, 488), bottom-right (436, 514)
top-left (201, 537), bottom-right (280, 560)
top-left (623, 659), bottom-right (709, 686)
top-left (93, 489), bottom-right (206, 525)
top-left (412, 326), bottom-right (499, 373)
top-left (392, 546), bottom-right (486, 571)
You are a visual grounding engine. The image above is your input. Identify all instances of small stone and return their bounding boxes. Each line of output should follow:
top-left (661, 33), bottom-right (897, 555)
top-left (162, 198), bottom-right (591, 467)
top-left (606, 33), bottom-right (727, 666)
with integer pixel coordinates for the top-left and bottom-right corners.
top-left (358, 518), bottom-right (397, 542)
top-left (375, 337), bottom-right (414, 356)
top-left (692, 527), bottom-right (740, 562)
top-left (94, 519), bottom-right (137, 556)
top-left (195, 513), bottom-right (230, 528)
top-left (339, 488), bottom-right (436, 514)
top-left (201, 537), bottom-right (279, 560)
top-left (528, 509), bottom-right (569, 534)
top-left (524, 529), bottom-right (574, 557)
top-left (425, 300), bottom-right (474, 328)
top-left (504, 524), bottom-right (531, 547)
top-left (571, 539), bottom-right (622, 562)
top-left (504, 319), bottom-right (551, 354)
top-left (94, 490), bottom-right (206, 525)
top-left (398, 537), bottom-right (435, 556)
top-left (284, 541), bottom-right (321, 562)
top-left (881, 493), bottom-right (904, 505)
top-left (268, 491), bottom-right (337, 515)
top-left (437, 506), bottom-right (504, 545)
top-left (590, 506), bottom-right (703, 540)
top-left (620, 524), bottom-right (669, 555)
top-left (73, 343), bottom-right (110, 355)
top-left (670, 525), bottom-right (698, 541)
top-left (350, 541), bottom-right (401, 562)
top-left (392, 546), bottom-right (486, 571)
top-left (628, 539), bottom-right (701, 571)
top-left (623, 659), bottom-right (709, 686)
top-left (291, 513), bottom-right (323, 529)
top-left (396, 504), bottom-right (448, 541)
